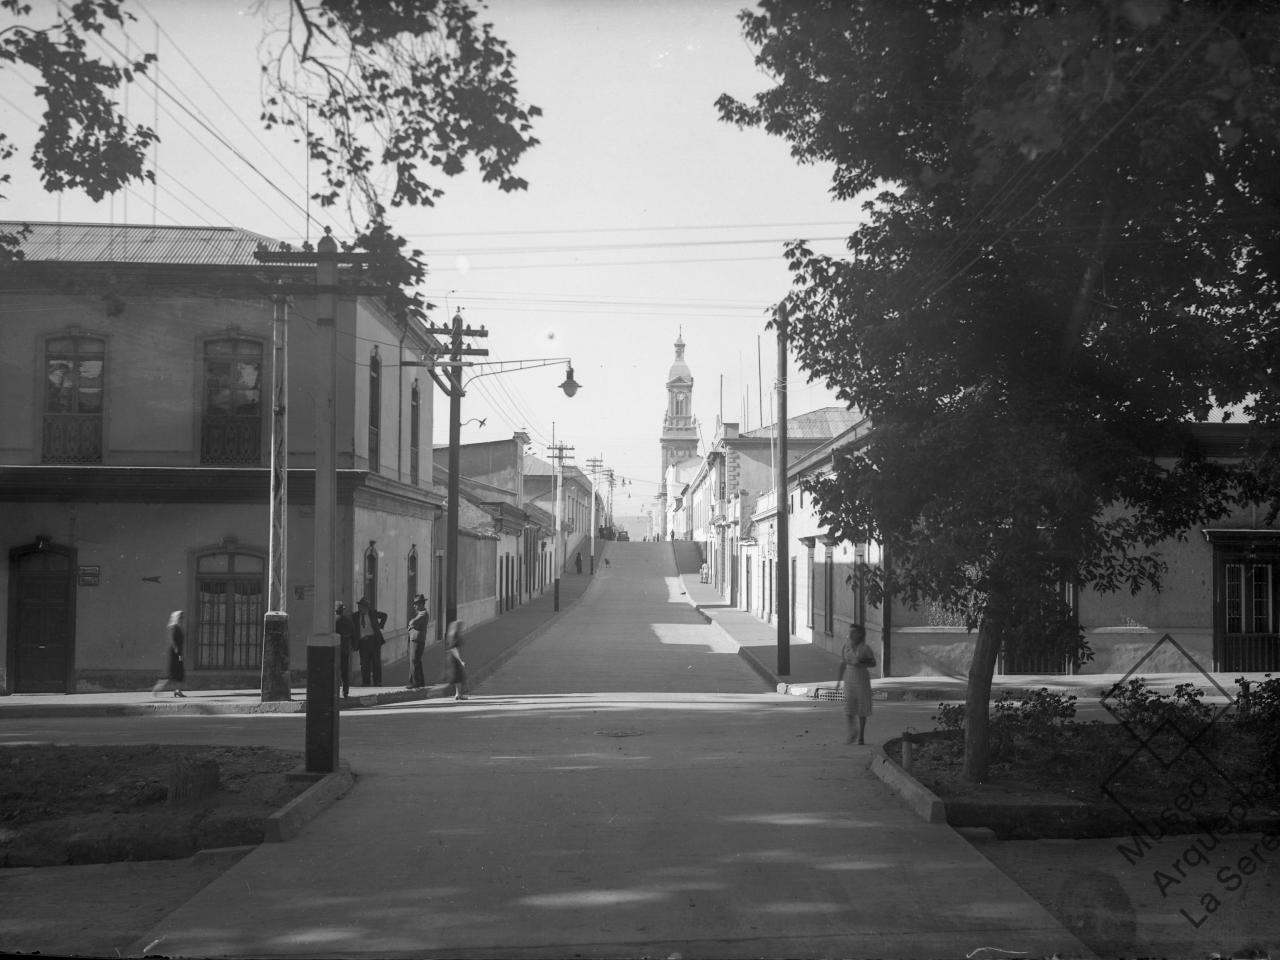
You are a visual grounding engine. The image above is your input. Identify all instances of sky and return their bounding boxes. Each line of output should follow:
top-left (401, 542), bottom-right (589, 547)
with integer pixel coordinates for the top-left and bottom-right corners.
top-left (1, 0), bottom-right (863, 513)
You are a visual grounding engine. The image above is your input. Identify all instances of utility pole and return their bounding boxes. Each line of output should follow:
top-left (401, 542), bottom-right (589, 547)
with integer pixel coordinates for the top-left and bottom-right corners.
top-left (254, 230), bottom-right (392, 772)
top-left (422, 311), bottom-right (489, 628)
top-left (775, 302), bottom-right (791, 677)
top-left (585, 456), bottom-right (603, 574)
top-left (548, 440), bottom-right (574, 611)
top-left (261, 286), bottom-right (290, 702)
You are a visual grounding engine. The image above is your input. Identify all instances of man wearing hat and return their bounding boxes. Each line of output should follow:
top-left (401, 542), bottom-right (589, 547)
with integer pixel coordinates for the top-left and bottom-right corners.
top-left (406, 593), bottom-right (430, 689)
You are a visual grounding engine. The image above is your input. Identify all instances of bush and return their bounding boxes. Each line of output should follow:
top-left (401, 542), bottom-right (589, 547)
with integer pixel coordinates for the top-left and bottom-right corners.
top-left (1235, 673), bottom-right (1280, 766)
top-left (932, 702), bottom-right (966, 733)
top-left (1103, 677), bottom-right (1212, 738)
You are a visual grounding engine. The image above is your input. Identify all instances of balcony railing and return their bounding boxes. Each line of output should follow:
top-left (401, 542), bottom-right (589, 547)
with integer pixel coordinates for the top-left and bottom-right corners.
top-left (201, 416), bottom-right (262, 465)
top-left (42, 414), bottom-right (102, 463)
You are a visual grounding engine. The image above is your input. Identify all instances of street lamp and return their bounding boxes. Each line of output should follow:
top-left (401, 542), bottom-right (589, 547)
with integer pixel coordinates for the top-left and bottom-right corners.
top-left (406, 346), bottom-right (581, 630)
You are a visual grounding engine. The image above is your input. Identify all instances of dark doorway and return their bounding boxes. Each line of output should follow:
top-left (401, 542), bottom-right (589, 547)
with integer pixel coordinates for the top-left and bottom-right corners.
top-left (8, 540), bottom-right (76, 693)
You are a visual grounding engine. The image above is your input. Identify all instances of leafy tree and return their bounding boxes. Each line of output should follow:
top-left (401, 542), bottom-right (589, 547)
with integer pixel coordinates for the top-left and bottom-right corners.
top-left (719, 0), bottom-right (1280, 780)
top-left (0, 0), bottom-right (157, 261)
top-left (2, 0), bottom-right (540, 313)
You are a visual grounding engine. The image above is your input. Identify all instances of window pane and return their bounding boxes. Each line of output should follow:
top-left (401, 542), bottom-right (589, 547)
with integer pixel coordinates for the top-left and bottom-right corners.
top-left (232, 553), bottom-right (264, 573)
top-left (232, 361), bottom-right (261, 415)
top-left (1226, 563), bottom-right (1243, 634)
top-left (1252, 564), bottom-right (1273, 634)
top-left (198, 553), bottom-right (230, 573)
top-left (46, 359), bottom-right (75, 412)
top-left (77, 359), bottom-right (104, 413)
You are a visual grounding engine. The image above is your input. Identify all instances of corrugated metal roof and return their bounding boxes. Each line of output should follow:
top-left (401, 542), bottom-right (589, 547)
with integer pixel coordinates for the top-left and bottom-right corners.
top-left (740, 406), bottom-right (862, 441)
top-left (1, 221), bottom-right (283, 266)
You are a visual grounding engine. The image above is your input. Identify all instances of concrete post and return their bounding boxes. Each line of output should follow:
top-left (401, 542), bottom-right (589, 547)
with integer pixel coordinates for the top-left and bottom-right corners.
top-left (306, 232), bottom-right (340, 774)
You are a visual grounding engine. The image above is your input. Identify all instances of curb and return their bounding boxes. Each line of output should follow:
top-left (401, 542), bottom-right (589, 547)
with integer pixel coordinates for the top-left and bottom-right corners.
top-left (735, 646), bottom-right (779, 690)
top-left (869, 743), bottom-right (948, 824)
top-left (264, 760), bottom-right (356, 842)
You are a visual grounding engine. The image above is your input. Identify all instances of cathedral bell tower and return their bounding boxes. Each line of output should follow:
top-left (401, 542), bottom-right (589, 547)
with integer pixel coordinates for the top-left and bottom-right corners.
top-left (659, 331), bottom-right (698, 484)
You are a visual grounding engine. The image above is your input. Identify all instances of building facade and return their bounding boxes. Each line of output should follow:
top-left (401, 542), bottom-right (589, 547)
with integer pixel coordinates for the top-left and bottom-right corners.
top-left (1, 222), bottom-right (443, 693)
top-left (741, 415), bottom-right (1279, 678)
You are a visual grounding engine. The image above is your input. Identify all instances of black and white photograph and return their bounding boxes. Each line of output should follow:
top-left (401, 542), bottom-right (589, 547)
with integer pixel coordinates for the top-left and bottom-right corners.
top-left (1, 1), bottom-right (1279, 957)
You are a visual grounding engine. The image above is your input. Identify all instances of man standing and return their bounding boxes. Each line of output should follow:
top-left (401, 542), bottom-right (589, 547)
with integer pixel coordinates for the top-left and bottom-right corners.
top-left (355, 597), bottom-right (386, 686)
top-left (406, 593), bottom-right (429, 689)
top-left (334, 601), bottom-right (356, 699)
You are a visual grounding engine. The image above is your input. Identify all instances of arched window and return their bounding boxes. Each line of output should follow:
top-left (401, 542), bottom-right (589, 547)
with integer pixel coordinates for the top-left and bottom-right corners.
top-left (368, 347), bottom-right (381, 473)
top-left (406, 545), bottom-right (418, 619)
top-left (409, 380), bottom-right (421, 484)
top-left (363, 543), bottom-right (379, 613)
top-left (202, 339), bottom-right (263, 464)
top-left (194, 550), bottom-right (265, 669)
top-left (44, 335), bottom-right (105, 463)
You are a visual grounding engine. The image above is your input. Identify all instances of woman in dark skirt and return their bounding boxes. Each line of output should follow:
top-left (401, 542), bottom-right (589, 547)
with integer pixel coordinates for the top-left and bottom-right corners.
top-left (153, 610), bottom-right (186, 698)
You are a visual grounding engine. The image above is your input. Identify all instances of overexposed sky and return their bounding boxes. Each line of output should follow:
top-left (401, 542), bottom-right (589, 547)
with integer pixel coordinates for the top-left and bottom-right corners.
top-left (1, 0), bottom-right (863, 504)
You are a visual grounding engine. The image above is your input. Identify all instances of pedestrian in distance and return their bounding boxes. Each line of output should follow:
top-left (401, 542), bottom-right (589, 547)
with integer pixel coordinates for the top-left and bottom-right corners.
top-left (406, 593), bottom-right (429, 689)
top-left (334, 601), bottom-right (356, 699)
top-left (574, 551), bottom-right (582, 574)
top-left (443, 620), bottom-right (467, 700)
top-left (699, 561), bottom-right (709, 583)
top-left (152, 610), bottom-right (186, 698)
top-left (355, 596), bottom-right (386, 686)
top-left (836, 623), bottom-right (876, 745)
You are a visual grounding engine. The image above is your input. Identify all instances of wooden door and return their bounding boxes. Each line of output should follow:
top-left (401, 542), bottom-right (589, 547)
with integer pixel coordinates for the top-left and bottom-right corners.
top-left (10, 544), bottom-right (75, 693)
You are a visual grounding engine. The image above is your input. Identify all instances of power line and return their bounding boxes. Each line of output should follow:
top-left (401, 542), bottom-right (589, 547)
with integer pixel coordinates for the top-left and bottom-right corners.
top-left (421, 235), bottom-right (848, 257)
top-left (399, 218), bottom-right (862, 239)
top-left (132, 0), bottom-right (308, 195)
top-left (89, 25), bottom-right (313, 235)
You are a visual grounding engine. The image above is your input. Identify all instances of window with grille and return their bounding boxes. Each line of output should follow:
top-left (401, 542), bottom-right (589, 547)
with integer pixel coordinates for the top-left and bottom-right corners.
top-left (1226, 563), bottom-right (1274, 635)
top-left (195, 551), bottom-right (265, 669)
top-left (201, 339), bottom-right (262, 464)
top-left (43, 336), bottom-right (105, 463)
top-left (368, 348), bottom-right (381, 473)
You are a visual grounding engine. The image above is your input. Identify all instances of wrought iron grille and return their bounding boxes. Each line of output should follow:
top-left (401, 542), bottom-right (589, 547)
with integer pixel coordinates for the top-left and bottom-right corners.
top-left (42, 414), bottom-right (102, 463)
top-left (201, 416), bottom-right (262, 465)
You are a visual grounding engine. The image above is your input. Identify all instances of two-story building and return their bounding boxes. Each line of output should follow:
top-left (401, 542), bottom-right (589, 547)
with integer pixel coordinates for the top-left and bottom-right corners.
top-left (1, 221), bottom-right (444, 693)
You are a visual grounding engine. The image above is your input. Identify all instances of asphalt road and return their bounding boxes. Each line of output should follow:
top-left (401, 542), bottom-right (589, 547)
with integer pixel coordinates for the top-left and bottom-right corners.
top-left (0, 543), bottom-right (1089, 958)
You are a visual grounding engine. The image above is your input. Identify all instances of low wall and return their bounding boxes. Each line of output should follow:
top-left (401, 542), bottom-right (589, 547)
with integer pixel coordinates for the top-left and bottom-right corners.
top-left (890, 626), bottom-right (1216, 678)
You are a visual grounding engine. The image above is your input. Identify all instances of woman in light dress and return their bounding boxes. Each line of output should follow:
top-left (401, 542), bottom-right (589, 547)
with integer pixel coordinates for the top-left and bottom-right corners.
top-left (836, 623), bottom-right (875, 744)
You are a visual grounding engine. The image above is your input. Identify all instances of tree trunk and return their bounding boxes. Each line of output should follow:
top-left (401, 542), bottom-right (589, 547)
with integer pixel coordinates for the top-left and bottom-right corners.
top-left (963, 615), bottom-right (1003, 782)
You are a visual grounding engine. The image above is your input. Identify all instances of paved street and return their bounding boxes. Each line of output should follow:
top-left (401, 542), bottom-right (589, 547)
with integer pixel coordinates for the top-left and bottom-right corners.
top-left (0, 542), bottom-right (1090, 958)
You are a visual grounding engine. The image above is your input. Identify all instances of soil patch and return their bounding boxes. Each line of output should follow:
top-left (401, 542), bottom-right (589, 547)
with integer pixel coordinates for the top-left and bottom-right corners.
top-left (0, 743), bottom-right (310, 866)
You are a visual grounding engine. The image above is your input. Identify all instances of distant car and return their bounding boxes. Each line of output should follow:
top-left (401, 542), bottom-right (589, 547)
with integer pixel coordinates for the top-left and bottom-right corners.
top-left (617, 531), bottom-right (630, 541)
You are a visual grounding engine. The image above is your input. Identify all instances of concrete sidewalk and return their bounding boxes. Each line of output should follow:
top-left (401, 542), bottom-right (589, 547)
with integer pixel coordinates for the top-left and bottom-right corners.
top-left (0, 571), bottom-right (596, 719)
top-left (678, 572), bottom-right (1266, 706)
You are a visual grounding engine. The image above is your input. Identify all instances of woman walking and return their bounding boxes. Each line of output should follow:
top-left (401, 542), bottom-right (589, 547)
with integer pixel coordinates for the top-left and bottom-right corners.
top-left (152, 610), bottom-right (186, 698)
top-left (443, 620), bottom-right (468, 701)
top-left (836, 623), bottom-right (875, 744)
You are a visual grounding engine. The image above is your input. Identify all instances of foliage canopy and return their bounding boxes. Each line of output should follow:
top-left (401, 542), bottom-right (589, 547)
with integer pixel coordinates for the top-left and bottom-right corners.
top-left (1, 0), bottom-right (541, 314)
top-left (719, 0), bottom-right (1280, 779)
